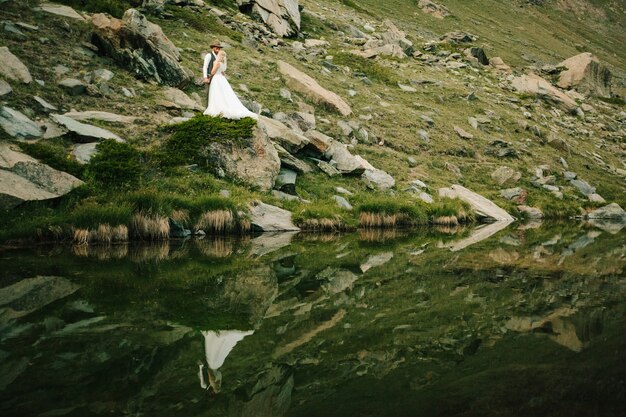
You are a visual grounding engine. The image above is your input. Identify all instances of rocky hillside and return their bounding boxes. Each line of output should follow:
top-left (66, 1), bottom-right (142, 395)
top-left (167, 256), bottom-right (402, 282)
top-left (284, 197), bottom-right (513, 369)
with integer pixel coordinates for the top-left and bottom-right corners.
top-left (1, 0), bottom-right (625, 242)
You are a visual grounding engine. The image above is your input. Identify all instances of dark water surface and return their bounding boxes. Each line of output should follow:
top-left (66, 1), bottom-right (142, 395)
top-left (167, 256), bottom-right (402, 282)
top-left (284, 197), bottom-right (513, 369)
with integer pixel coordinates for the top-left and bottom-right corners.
top-left (1, 222), bottom-right (625, 417)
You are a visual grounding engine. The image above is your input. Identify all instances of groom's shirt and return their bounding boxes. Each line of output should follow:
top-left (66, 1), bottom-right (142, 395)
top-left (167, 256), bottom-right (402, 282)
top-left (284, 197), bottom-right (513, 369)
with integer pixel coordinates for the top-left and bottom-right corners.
top-left (203, 52), bottom-right (217, 78)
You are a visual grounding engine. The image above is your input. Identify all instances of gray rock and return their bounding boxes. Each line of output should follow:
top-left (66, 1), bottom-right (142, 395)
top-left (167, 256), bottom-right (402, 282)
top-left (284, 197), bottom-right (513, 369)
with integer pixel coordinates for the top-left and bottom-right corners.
top-left (587, 193), bottom-right (605, 203)
top-left (163, 87), bottom-right (203, 111)
top-left (337, 120), bottom-right (353, 136)
top-left (85, 68), bottom-right (114, 83)
top-left (454, 125), bottom-right (474, 139)
top-left (587, 203), bottom-right (626, 220)
top-left (418, 192), bottom-right (434, 204)
top-left (304, 130), bottom-right (333, 155)
top-left (327, 142), bottom-right (367, 175)
top-left (275, 168), bottom-right (297, 195)
top-left (411, 179), bottom-right (428, 189)
top-left (500, 187), bottom-right (525, 201)
top-left (249, 201), bottom-right (300, 232)
top-left (51, 114), bottom-right (123, 142)
top-left (407, 156), bottom-right (418, 167)
top-left (0, 79), bottom-right (12, 97)
top-left (274, 143), bottom-right (313, 174)
top-left (362, 168), bottom-right (395, 191)
top-left (279, 88), bottom-right (292, 101)
top-left (259, 116), bottom-right (310, 153)
top-left (517, 205), bottom-right (543, 219)
top-left (34, 2), bottom-right (85, 20)
top-left (491, 166), bottom-right (521, 185)
top-left (317, 160), bottom-right (341, 176)
top-left (122, 87), bottom-right (135, 97)
top-left (439, 184), bottom-right (514, 221)
top-left (333, 195), bottom-right (353, 210)
top-left (3, 22), bottom-right (27, 41)
top-left (570, 179), bottom-right (595, 196)
top-left (271, 190), bottom-right (302, 202)
top-left (0, 107), bottom-right (43, 139)
top-left (418, 129), bottom-right (430, 142)
top-left (335, 186), bottom-right (353, 195)
top-left (0, 276), bottom-right (80, 319)
top-left (58, 78), bottom-right (87, 96)
top-left (420, 114), bottom-right (435, 127)
top-left (564, 171), bottom-right (577, 180)
top-left (0, 46), bottom-right (32, 83)
top-left (62, 111), bottom-right (136, 124)
top-left (542, 184), bottom-right (560, 192)
top-left (33, 96), bottom-right (57, 112)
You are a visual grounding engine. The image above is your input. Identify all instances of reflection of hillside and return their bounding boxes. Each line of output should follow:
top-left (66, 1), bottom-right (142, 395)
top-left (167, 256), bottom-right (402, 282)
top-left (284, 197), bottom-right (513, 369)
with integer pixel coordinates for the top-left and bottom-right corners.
top-left (0, 223), bottom-right (624, 416)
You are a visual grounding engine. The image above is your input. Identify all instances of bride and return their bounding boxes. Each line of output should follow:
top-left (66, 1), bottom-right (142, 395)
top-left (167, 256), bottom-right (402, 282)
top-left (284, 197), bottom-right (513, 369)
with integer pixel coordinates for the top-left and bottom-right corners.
top-left (203, 42), bottom-right (258, 120)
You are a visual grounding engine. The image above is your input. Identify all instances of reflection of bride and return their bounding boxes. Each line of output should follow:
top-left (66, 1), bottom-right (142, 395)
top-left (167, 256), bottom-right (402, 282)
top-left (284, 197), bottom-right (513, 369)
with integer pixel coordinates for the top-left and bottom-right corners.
top-left (204, 49), bottom-right (258, 120)
top-left (198, 329), bottom-right (254, 393)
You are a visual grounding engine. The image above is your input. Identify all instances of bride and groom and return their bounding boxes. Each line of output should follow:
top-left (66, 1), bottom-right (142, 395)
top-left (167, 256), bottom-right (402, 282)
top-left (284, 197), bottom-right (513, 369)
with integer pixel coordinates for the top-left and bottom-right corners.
top-left (202, 40), bottom-right (258, 120)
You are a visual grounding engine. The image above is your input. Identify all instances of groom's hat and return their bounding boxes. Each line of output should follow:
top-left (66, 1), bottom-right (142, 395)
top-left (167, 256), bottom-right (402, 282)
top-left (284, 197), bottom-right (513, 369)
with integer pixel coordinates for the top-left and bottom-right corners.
top-left (210, 40), bottom-right (223, 48)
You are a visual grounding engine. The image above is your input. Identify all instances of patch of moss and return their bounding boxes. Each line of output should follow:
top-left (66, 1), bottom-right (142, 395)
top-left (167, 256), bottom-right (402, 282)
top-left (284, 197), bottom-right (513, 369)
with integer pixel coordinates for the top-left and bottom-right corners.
top-left (87, 140), bottom-right (143, 188)
top-left (18, 140), bottom-right (86, 179)
top-left (160, 115), bottom-right (256, 167)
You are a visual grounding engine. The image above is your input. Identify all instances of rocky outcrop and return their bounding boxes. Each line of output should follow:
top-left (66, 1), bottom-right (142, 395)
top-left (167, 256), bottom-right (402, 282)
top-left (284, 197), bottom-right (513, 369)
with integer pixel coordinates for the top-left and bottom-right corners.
top-left (34, 3), bottom-right (85, 20)
top-left (91, 9), bottom-right (191, 86)
top-left (237, 0), bottom-right (301, 37)
top-left (0, 107), bottom-right (43, 139)
top-left (278, 61), bottom-right (352, 116)
top-left (511, 73), bottom-right (577, 111)
top-left (556, 52), bottom-right (611, 97)
top-left (439, 184), bottom-right (515, 222)
top-left (0, 47), bottom-right (32, 84)
top-left (249, 201), bottom-right (300, 232)
top-left (0, 142), bottom-right (84, 209)
top-left (205, 124), bottom-right (280, 191)
top-left (587, 203), bottom-right (626, 220)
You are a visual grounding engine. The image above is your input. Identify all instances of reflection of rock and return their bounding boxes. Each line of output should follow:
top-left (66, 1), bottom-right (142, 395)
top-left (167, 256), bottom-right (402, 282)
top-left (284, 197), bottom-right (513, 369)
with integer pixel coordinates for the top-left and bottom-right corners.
top-left (360, 252), bottom-right (394, 273)
top-left (488, 248), bottom-right (519, 264)
top-left (317, 268), bottom-right (359, 294)
top-left (228, 366), bottom-right (294, 417)
top-left (0, 276), bottom-right (80, 319)
top-left (223, 265), bottom-right (278, 325)
top-left (274, 309), bottom-right (346, 357)
top-left (250, 231), bottom-right (298, 257)
top-left (446, 220), bottom-right (512, 252)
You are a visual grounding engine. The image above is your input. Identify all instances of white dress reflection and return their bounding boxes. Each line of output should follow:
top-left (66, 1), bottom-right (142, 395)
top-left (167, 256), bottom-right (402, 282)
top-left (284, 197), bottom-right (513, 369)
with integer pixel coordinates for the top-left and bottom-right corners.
top-left (198, 329), bottom-right (254, 393)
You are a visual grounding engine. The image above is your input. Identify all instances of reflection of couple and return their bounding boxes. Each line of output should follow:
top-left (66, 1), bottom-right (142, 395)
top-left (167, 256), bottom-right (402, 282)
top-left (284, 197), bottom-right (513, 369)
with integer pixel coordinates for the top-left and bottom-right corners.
top-left (197, 329), bottom-right (254, 393)
top-left (202, 40), bottom-right (258, 120)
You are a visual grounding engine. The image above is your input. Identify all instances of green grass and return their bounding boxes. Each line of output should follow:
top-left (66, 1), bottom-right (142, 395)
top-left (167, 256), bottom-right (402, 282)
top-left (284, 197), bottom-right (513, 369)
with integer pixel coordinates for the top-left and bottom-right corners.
top-left (87, 140), bottom-right (143, 188)
top-left (54, 0), bottom-right (133, 18)
top-left (165, 5), bottom-right (243, 42)
top-left (332, 52), bottom-right (399, 86)
top-left (18, 140), bottom-right (86, 179)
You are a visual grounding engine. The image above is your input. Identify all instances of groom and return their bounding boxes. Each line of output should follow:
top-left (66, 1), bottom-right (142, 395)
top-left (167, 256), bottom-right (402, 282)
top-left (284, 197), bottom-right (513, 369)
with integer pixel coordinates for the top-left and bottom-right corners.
top-left (202, 40), bottom-right (223, 106)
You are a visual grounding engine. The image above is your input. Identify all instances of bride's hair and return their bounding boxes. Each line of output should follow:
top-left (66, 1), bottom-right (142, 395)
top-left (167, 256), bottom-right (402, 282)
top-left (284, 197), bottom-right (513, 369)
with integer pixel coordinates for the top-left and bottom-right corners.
top-left (218, 50), bottom-right (227, 63)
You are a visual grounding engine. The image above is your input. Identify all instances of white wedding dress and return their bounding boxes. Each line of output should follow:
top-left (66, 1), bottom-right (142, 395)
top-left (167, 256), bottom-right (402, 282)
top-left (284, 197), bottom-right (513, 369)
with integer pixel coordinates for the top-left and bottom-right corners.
top-left (204, 57), bottom-right (258, 120)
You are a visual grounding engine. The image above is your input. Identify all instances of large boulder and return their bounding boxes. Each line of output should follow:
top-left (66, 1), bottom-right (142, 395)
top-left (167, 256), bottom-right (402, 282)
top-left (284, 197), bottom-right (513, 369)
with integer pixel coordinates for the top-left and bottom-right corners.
top-left (163, 87), bottom-right (203, 111)
top-left (206, 123), bottom-right (280, 191)
top-left (557, 53), bottom-right (611, 97)
top-left (278, 61), bottom-right (352, 116)
top-left (0, 142), bottom-right (84, 209)
top-left (249, 201), bottom-right (300, 232)
top-left (511, 73), bottom-right (577, 111)
top-left (90, 9), bottom-right (191, 86)
top-left (0, 107), bottom-right (43, 139)
top-left (237, 0), bottom-right (301, 37)
top-left (0, 47), bottom-right (32, 84)
top-left (439, 184), bottom-right (515, 222)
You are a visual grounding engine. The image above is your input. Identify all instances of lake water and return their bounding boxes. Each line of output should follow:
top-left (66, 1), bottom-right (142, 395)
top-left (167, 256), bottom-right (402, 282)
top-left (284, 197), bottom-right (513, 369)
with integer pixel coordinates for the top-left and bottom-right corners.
top-left (1, 221), bottom-right (625, 416)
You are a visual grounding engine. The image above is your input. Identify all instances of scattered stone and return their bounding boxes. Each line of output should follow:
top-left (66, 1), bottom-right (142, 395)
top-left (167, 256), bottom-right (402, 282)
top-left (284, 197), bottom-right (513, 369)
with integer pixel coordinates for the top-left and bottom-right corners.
top-left (465, 47), bottom-right (489, 65)
top-left (440, 31), bottom-right (476, 44)
top-left (454, 125), bottom-right (474, 139)
top-left (4, 22), bottom-right (27, 41)
top-left (0, 47), bottom-right (32, 84)
top-left (121, 87), bottom-right (135, 97)
top-left (570, 179), bottom-right (595, 196)
top-left (279, 88), bottom-right (292, 101)
top-left (418, 129), bottom-right (430, 142)
top-left (418, 192), bottom-right (434, 204)
top-left (420, 114), bottom-right (435, 127)
top-left (58, 78), bottom-right (87, 96)
top-left (317, 160), bottom-right (341, 177)
top-left (278, 61), bottom-right (352, 116)
top-left (335, 187), bottom-right (353, 196)
top-left (439, 184), bottom-right (514, 221)
top-left (305, 130), bottom-right (333, 154)
top-left (333, 195), bottom-right (353, 210)
top-left (587, 193), bottom-right (606, 203)
top-left (274, 143), bottom-right (313, 174)
top-left (564, 171), bottom-right (577, 180)
top-left (398, 83), bottom-right (417, 93)
top-left (34, 2), bottom-right (86, 20)
top-left (249, 201), bottom-right (300, 232)
top-left (557, 52), bottom-right (611, 97)
top-left (32, 96), bottom-right (57, 112)
top-left (62, 111), bottom-right (136, 124)
top-left (54, 65), bottom-right (70, 78)
top-left (500, 187), bottom-right (527, 203)
top-left (85, 68), bottom-right (114, 84)
top-left (517, 205), bottom-right (543, 219)
top-left (0, 107), bottom-right (43, 139)
top-left (489, 57), bottom-right (512, 73)
top-left (407, 156), bottom-right (418, 167)
top-left (51, 114), bottom-right (123, 142)
top-left (327, 142), bottom-right (366, 175)
top-left (491, 166), bottom-right (521, 185)
top-left (362, 167), bottom-right (395, 191)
